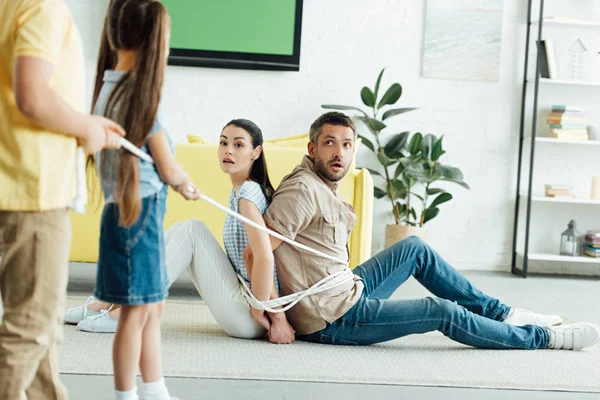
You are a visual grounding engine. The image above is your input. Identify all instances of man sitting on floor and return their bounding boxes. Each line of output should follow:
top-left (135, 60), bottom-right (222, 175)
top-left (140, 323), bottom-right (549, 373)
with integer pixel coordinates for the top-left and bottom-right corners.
top-left (247, 111), bottom-right (600, 351)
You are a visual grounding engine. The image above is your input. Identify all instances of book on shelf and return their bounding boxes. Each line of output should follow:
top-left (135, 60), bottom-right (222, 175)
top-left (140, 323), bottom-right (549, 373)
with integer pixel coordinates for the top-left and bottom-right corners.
top-left (549, 123), bottom-right (588, 131)
top-left (587, 230), bottom-right (600, 238)
top-left (548, 131), bottom-right (589, 141)
top-left (547, 114), bottom-right (587, 124)
top-left (545, 184), bottom-right (573, 190)
top-left (584, 249), bottom-right (600, 258)
top-left (544, 184), bottom-right (575, 198)
top-left (551, 105), bottom-right (587, 113)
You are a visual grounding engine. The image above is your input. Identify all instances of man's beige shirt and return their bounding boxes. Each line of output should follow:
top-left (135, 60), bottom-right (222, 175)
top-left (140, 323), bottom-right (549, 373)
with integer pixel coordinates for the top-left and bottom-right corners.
top-left (264, 156), bottom-right (364, 335)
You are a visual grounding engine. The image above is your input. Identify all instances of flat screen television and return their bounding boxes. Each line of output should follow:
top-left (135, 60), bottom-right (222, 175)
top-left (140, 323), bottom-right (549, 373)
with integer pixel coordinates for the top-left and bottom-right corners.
top-left (162, 0), bottom-right (303, 71)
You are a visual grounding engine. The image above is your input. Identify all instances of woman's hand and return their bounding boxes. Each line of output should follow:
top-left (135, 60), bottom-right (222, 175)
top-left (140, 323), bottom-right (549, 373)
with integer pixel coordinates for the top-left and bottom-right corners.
top-left (251, 308), bottom-right (270, 331)
top-left (268, 313), bottom-right (295, 344)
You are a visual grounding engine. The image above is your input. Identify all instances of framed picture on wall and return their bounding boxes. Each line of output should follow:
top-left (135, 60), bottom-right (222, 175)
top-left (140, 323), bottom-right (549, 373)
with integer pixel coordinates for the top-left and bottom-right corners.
top-left (162, 0), bottom-right (303, 71)
top-left (422, 0), bottom-right (504, 82)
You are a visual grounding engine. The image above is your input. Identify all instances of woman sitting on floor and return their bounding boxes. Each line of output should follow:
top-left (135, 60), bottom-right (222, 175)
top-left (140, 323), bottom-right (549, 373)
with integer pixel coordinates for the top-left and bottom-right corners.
top-left (65, 119), bottom-right (295, 344)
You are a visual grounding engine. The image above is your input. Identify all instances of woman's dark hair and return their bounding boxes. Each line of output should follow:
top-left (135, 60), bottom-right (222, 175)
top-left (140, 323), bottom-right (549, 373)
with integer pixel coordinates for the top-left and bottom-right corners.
top-left (223, 119), bottom-right (275, 201)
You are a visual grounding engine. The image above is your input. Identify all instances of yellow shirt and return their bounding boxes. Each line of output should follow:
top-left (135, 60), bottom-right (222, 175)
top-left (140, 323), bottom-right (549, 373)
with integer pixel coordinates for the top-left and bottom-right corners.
top-left (0, 0), bottom-right (84, 211)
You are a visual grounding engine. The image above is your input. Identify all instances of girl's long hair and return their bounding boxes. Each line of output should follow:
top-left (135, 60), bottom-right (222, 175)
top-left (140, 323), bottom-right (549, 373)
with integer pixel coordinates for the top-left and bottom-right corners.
top-left (223, 119), bottom-right (275, 201)
top-left (92, 0), bottom-right (168, 226)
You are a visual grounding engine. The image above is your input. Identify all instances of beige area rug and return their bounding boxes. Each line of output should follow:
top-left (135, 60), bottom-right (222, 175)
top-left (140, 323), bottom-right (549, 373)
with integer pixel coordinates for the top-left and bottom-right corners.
top-left (60, 297), bottom-right (600, 392)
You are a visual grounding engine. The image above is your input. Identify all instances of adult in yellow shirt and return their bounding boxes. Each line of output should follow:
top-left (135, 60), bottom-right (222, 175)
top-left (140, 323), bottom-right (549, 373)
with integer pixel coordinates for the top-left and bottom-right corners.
top-left (0, 0), bottom-right (124, 398)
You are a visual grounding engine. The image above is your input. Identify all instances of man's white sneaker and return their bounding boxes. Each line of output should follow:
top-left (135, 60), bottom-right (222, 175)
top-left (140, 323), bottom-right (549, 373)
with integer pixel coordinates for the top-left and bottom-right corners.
top-left (548, 323), bottom-right (600, 350)
top-left (504, 307), bottom-right (562, 327)
top-left (64, 296), bottom-right (103, 324)
top-left (77, 309), bottom-right (119, 333)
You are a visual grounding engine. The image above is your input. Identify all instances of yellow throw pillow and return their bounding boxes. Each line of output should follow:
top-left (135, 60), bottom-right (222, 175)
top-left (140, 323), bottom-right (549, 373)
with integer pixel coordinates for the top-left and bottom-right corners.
top-left (187, 134), bottom-right (206, 144)
top-left (264, 132), bottom-right (309, 148)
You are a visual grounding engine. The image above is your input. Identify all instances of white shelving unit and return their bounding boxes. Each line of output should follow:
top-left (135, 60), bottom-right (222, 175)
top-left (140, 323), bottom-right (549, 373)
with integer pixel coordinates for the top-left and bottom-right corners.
top-left (512, 1), bottom-right (600, 277)
top-left (534, 137), bottom-right (600, 146)
top-left (532, 18), bottom-right (600, 28)
top-left (517, 252), bottom-right (600, 265)
top-left (526, 195), bottom-right (600, 205)
top-left (539, 78), bottom-right (600, 87)
top-left (529, 253), bottom-right (600, 264)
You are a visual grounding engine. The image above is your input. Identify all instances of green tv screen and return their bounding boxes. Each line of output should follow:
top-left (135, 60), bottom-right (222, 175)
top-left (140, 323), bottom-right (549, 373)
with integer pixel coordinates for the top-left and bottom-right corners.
top-left (162, 0), bottom-right (303, 71)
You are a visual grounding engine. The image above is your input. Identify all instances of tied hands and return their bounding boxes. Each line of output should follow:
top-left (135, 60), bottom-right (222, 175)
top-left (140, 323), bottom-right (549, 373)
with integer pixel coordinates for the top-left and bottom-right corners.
top-left (244, 246), bottom-right (295, 345)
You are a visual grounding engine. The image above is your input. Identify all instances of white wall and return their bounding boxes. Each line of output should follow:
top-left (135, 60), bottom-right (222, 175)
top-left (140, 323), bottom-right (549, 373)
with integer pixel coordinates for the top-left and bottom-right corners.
top-left (65, 0), bottom-right (533, 271)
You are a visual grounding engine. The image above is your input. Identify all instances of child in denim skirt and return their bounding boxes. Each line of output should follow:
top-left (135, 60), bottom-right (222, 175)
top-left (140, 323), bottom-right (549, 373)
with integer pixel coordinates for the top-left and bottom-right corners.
top-left (90, 1), bottom-right (200, 399)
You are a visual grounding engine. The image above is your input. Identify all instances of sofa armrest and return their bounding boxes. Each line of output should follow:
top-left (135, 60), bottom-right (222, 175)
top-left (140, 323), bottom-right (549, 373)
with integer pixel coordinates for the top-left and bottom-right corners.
top-left (349, 168), bottom-right (373, 268)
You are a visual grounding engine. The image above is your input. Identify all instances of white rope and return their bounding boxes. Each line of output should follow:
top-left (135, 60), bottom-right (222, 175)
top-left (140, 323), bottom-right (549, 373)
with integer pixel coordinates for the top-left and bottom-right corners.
top-left (120, 138), bottom-right (355, 312)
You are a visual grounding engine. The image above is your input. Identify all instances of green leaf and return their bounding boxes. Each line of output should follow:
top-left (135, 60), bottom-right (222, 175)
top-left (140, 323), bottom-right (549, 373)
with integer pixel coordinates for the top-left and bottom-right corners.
top-left (360, 87), bottom-right (376, 108)
top-left (410, 208), bottom-right (417, 220)
top-left (430, 193), bottom-right (453, 208)
top-left (394, 161), bottom-right (406, 179)
top-left (427, 188), bottom-right (445, 195)
top-left (421, 134), bottom-right (436, 161)
top-left (377, 152), bottom-right (397, 167)
top-left (392, 179), bottom-right (408, 199)
top-left (383, 131), bottom-right (409, 158)
top-left (358, 134), bottom-right (375, 152)
top-left (374, 187), bottom-right (387, 199)
top-left (408, 133), bottom-right (423, 155)
top-left (437, 165), bottom-right (469, 189)
top-left (374, 68), bottom-right (385, 100)
top-left (437, 165), bottom-right (463, 181)
top-left (422, 207), bottom-right (440, 225)
top-left (411, 192), bottom-right (424, 201)
top-left (358, 116), bottom-right (386, 134)
top-left (431, 136), bottom-right (445, 162)
top-left (377, 83), bottom-right (402, 108)
top-left (404, 162), bottom-right (428, 180)
top-left (382, 107), bottom-right (418, 121)
top-left (365, 168), bottom-right (382, 177)
top-left (321, 104), bottom-right (368, 117)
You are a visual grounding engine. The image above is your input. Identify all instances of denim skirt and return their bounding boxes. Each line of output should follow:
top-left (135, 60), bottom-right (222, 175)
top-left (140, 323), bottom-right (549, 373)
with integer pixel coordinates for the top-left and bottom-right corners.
top-left (94, 188), bottom-right (169, 305)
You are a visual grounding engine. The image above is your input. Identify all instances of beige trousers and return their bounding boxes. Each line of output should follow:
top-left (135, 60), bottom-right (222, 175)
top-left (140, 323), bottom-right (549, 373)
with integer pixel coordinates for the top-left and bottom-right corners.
top-left (0, 209), bottom-right (71, 400)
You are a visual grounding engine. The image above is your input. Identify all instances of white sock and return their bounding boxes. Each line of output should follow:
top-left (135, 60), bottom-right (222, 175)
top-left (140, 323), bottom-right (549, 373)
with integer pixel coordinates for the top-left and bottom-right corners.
top-left (503, 307), bottom-right (562, 327)
top-left (140, 377), bottom-right (171, 400)
top-left (116, 388), bottom-right (138, 400)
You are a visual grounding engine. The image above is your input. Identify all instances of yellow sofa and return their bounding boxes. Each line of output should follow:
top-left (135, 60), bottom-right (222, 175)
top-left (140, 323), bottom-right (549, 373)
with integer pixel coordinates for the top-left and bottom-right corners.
top-left (69, 141), bottom-right (373, 268)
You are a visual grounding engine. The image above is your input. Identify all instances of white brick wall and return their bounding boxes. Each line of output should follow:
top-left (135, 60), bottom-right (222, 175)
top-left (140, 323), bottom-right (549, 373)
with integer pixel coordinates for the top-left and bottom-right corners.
top-left (66, 0), bottom-right (593, 272)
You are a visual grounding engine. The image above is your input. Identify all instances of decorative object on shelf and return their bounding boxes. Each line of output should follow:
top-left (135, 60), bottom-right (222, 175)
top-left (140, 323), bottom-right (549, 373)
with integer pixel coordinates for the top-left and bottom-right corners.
top-left (583, 230), bottom-right (600, 258)
top-left (537, 40), bottom-right (557, 79)
top-left (591, 177), bottom-right (600, 200)
top-left (322, 68), bottom-right (469, 248)
top-left (560, 220), bottom-right (581, 256)
top-left (568, 38), bottom-right (587, 81)
top-left (421, 0), bottom-right (503, 82)
top-left (546, 105), bottom-right (589, 141)
top-left (545, 184), bottom-right (574, 199)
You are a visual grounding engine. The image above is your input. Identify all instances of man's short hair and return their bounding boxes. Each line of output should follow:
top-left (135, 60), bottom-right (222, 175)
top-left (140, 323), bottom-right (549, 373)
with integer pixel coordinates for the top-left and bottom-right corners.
top-left (309, 112), bottom-right (356, 143)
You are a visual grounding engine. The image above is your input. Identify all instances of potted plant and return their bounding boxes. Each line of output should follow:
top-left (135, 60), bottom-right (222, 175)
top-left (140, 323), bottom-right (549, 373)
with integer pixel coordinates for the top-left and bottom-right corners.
top-left (322, 68), bottom-right (469, 247)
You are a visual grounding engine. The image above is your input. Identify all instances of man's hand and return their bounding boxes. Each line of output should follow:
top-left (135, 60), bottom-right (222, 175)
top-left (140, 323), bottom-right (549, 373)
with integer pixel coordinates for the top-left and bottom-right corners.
top-left (268, 314), bottom-right (295, 344)
top-left (251, 307), bottom-right (270, 331)
top-left (81, 115), bottom-right (125, 154)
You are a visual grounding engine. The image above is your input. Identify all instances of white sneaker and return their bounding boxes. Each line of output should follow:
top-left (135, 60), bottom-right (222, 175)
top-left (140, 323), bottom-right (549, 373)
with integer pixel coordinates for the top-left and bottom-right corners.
top-left (548, 323), bottom-right (600, 350)
top-left (64, 296), bottom-right (103, 324)
top-left (77, 309), bottom-right (119, 333)
top-left (504, 307), bottom-right (562, 327)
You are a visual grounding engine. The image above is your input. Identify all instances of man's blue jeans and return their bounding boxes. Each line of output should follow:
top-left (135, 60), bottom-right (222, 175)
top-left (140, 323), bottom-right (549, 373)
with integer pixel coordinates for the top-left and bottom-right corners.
top-left (299, 237), bottom-right (550, 349)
